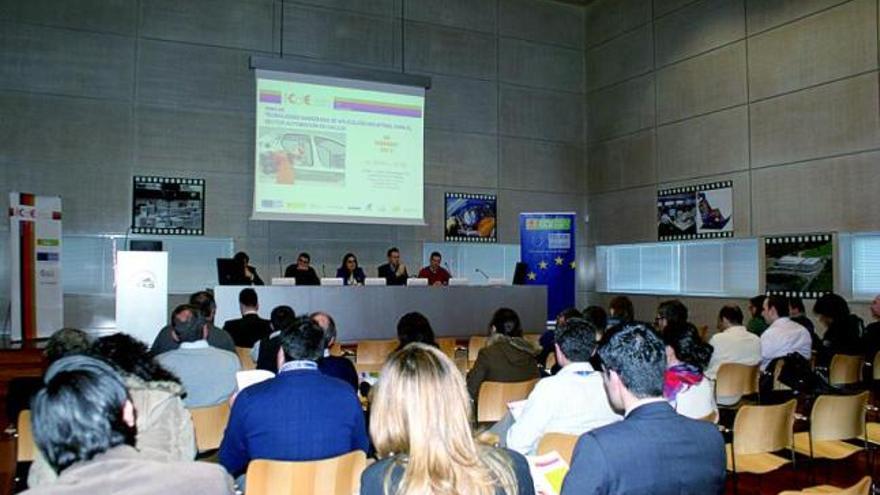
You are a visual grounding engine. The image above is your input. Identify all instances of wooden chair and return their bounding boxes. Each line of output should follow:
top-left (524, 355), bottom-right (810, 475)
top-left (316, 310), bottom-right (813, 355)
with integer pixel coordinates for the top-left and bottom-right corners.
top-left (772, 359), bottom-right (792, 391)
top-left (476, 379), bottom-right (539, 423)
top-left (537, 433), bottom-right (579, 465)
top-left (328, 342), bottom-right (344, 357)
top-left (15, 410), bottom-right (35, 462)
top-left (794, 392), bottom-right (868, 464)
top-left (726, 399), bottom-right (796, 475)
top-left (355, 340), bottom-right (397, 373)
top-left (714, 363), bottom-right (760, 407)
top-left (468, 336), bottom-right (488, 368)
top-left (829, 355), bottom-right (864, 386)
top-left (778, 476), bottom-right (872, 495)
top-left (436, 337), bottom-right (457, 360)
top-left (245, 450), bottom-right (366, 495)
top-left (872, 351), bottom-right (880, 381)
top-left (699, 410), bottom-right (719, 424)
top-left (523, 334), bottom-right (542, 347)
top-left (189, 402), bottom-right (230, 452)
top-left (235, 346), bottom-right (256, 371)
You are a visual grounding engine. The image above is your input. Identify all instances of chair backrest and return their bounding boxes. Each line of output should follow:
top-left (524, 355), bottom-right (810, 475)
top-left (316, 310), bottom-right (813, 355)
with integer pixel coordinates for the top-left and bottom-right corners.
top-left (468, 336), bottom-right (488, 365)
top-left (536, 433), bottom-right (578, 465)
top-left (245, 450), bottom-right (367, 495)
top-left (731, 399), bottom-right (796, 455)
top-left (477, 379), bottom-right (539, 423)
top-left (699, 410), bottom-right (719, 424)
top-left (873, 351), bottom-right (880, 381)
top-left (523, 334), bottom-right (541, 346)
top-left (809, 391), bottom-right (868, 442)
top-left (714, 363), bottom-right (760, 399)
top-left (189, 402), bottom-right (231, 451)
top-left (235, 346), bottom-right (256, 371)
top-left (829, 354), bottom-right (864, 385)
top-left (355, 340), bottom-right (397, 365)
top-left (772, 359), bottom-right (791, 391)
top-left (436, 337), bottom-right (457, 360)
top-left (16, 410), bottom-right (35, 462)
top-left (329, 342), bottom-right (344, 357)
top-left (778, 476), bottom-right (872, 495)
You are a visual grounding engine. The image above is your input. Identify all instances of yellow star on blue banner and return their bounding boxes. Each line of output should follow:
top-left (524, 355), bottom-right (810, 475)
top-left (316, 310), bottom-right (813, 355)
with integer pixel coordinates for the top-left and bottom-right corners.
top-left (538, 260), bottom-right (548, 270)
top-left (554, 256), bottom-right (564, 265)
top-left (527, 272), bottom-right (537, 281)
top-left (570, 261), bottom-right (577, 269)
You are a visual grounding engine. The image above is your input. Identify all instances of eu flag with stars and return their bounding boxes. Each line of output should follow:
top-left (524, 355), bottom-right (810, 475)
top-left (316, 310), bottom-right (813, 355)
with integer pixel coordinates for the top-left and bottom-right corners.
top-left (519, 213), bottom-right (576, 321)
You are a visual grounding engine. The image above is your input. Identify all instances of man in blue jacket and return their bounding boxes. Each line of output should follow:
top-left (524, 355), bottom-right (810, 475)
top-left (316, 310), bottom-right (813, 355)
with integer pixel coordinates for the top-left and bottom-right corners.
top-left (219, 317), bottom-right (368, 477)
top-left (561, 323), bottom-right (726, 495)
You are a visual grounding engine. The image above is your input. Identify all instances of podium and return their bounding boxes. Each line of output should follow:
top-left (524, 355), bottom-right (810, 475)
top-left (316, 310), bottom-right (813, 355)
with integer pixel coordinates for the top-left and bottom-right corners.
top-left (115, 251), bottom-right (168, 345)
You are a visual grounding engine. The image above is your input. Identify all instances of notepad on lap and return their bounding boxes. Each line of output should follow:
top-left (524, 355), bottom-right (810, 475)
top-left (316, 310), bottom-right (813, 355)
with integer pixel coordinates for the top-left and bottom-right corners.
top-left (235, 370), bottom-right (275, 391)
top-left (527, 452), bottom-right (569, 495)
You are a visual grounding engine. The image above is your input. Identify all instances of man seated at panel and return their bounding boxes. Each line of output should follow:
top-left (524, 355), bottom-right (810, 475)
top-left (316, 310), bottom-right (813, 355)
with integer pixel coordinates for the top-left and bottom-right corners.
top-left (155, 304), bottom-right (240, 407)
top-left (219, 317), bottom-right (368, 477)
top-left (417, 251), bottom-right (451, 286)
top-left (377, 247), bottom-right (409, 286)
top-left (705, 305), bottom-right (761, 381)
top-left (151, 291), bottom-right (235, 355)
top-left (21, 356), bottom-right (234, 495)
top-left (255, 305), bottom-right (297, 373)
top-left (222, 288), bottom-right (272, 348)
top-left (283, 252), bottom-right (321, 286)
top-left (506, 318), bottom-right (620, 455)
top-left (312, 311), bottom-right (359, 391)
top-left (759, 295), bottom-right (811, 370)
top-left (561, 323), bottom-right (726, 494)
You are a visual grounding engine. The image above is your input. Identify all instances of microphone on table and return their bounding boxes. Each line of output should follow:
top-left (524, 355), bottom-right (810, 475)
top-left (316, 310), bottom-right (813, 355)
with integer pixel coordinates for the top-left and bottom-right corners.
top-left (321, 264), bottom-right (326, 277)
top-left (475, 268), bottom-right (490, 280)
top-left (277, 256), bottom-right (283, 277)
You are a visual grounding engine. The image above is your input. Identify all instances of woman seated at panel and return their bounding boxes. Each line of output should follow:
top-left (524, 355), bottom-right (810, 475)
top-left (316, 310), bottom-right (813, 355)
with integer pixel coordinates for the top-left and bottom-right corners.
top-left (361, 343), bottom-right (534, 495)
top-left (662, 322), bottom-right (717, 421)
top-left (336, 252), bottom-right (366, 286)
top-left (466, 308), bottom-right (540, 402)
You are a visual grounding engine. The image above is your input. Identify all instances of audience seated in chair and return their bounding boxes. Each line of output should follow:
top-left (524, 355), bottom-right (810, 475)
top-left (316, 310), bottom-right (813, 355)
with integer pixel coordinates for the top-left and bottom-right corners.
top-left (156, 304), bottom-right (240, 407)
top-left (662, 322), bottom-right (717, 420)
top-left (759, 295), bottom-right (811, 370)
top-left (467, 308), bottom-right (540, 402)
top-left (20, 355), bottom-right (234, 495)
top-left (705, 305), bottom-right (761, 382)
top-left (537, 307), bottom-right (581, 373)
top-left (151, 291), bottom-right (235, 355)
top-left (655, 299), bottom-right (688, 334)
top-left (561, 323), bottom-right (726, 495)
top-left (504, 318), bottom-right (620, 455)
top-left (28, 333), bottom-right (197, 488)
top-left (813, 293), bottom-right (863, 367)
top-left (360, 343), bottom-right (534, 495)
top-left (222, 288), bottom-right (272, 348)
top-left (312, 311), bottom-right (359, 391)
top-left (394, 311), bottom-right (438, 352)
top-left (255, 305), bottom-right (297, 373)
top-left (219, 317), bottom-right (368, 478)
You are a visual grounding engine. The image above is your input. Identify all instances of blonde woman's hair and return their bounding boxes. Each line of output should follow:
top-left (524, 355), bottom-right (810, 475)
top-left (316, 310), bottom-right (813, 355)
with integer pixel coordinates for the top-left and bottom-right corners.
top-left (370, 343), bottom-right (519, 495)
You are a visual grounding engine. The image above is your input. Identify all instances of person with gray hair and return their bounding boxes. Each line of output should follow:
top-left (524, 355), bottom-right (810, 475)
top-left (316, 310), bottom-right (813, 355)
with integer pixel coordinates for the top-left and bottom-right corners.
top-left (312, 311), bottom-right (358, 391)
top-left (20, 355), bottom-right (234, 495)
top-left (155, 304), bottom-right (240, 407)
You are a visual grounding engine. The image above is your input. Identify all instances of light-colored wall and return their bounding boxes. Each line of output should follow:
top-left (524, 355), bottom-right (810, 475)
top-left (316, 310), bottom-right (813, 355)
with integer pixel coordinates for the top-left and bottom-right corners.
top-left (582, 0), bottom-right (880, 329)
top-left (0, 0), bottom-right (588, 332)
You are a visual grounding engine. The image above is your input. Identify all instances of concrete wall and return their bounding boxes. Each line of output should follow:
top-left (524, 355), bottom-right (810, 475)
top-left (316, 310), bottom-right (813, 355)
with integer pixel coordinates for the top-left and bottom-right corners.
top-left (583, 0), bottom-right (880, 329)
top-left (0, 0), bottom-right (588, 332)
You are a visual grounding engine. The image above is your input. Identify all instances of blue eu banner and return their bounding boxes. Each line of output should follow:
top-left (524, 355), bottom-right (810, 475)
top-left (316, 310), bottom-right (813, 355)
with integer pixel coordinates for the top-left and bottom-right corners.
top-left (520, 213), bottom-right (576, 321)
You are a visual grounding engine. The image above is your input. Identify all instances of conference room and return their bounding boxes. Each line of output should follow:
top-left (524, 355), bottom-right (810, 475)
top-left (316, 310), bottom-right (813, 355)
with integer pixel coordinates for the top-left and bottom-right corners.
top-left (1, 0), bottom-right (880, 494)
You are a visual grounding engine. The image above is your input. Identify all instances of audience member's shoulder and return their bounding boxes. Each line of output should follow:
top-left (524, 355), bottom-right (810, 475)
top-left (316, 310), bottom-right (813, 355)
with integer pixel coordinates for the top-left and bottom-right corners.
top-left (361, 456), bottom-right (401, 494)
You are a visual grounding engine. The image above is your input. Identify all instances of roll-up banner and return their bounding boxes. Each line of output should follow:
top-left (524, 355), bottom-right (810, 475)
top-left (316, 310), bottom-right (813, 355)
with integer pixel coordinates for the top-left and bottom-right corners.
top-left (9, 193), bottom-right (63, 340)
top-left (519, 212), bottom-right (576, 322)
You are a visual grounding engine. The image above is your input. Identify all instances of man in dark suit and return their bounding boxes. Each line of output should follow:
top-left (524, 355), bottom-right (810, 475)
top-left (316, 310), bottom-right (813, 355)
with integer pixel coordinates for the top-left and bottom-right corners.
top-left (561, 322), bottom-right (726, 495)
top-left (283, 252), bottom-right (320, 286)
top-left (377, 247), bottom-right (408, 286)
top-left (222, 288), bottom-right (272, 348)
top-left (312, 311), bottom-right (358, 391)
top-left (256, 305), bottom-right (297, 373)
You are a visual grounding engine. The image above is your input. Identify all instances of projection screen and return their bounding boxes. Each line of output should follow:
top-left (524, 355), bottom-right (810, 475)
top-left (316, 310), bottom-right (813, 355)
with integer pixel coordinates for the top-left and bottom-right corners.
top-left (252, 68), bottom-right (426, 225)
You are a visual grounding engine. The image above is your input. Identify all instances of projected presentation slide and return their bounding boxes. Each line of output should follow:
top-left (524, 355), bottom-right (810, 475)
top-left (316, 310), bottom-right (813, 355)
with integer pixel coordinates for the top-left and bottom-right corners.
top-left (253, 70), bottom-right (425, 225)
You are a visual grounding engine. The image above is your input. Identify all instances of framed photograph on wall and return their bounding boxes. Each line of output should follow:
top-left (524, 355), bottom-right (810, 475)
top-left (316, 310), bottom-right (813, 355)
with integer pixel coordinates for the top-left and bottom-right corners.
top-left (444, 192), bottom-right (497, 243)
top-left (764, 234), bottom-right (833, 298)
top-left (131, 176), bottom-right (205, 235)
top-left (658, 181), bottom-right (733, 241)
